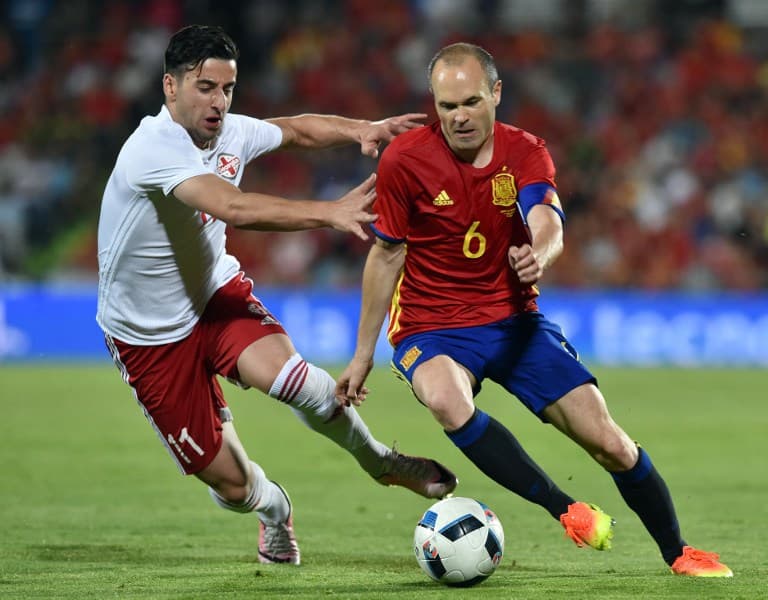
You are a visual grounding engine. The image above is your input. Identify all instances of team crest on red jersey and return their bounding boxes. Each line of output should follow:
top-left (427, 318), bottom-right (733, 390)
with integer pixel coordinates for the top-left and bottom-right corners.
top-left (492, 172), bottom-right (517, 207)
top-left (216, 153), bottom-right (241, 179)
top-left (492, 170), bottom-right (518, 217)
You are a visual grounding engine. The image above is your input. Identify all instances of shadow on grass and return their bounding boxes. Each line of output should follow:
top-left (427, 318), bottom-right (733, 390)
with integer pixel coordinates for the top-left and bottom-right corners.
top-left (31, 544), bottom-right (147, 563)
top-left (28, 543), bottom-right (235, 566)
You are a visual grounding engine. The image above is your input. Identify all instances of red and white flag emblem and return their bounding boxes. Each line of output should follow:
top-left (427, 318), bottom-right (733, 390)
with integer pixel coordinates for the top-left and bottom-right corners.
top-left (216, 154), bottom-right (241, 179)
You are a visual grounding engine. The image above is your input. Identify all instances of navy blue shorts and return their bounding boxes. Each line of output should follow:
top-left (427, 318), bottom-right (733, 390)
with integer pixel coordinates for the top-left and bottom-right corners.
top-left (391, 312), bottom-right (596, 419)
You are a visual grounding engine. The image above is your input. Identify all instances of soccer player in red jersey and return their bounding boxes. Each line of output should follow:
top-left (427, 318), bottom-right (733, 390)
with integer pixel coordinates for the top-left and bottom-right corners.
top-left (336, 42), bottom-right (731, 577)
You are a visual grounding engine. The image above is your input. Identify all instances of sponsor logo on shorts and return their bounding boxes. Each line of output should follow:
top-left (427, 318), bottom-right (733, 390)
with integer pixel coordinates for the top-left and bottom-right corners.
top-left (561, 340), bottom-right (579, 360)
top-left (248, 303), bottom-right (267, 317)
top-left (247, 302), bottom-right (280, 325)
top-left (399, 345), bottom-right (422, 371)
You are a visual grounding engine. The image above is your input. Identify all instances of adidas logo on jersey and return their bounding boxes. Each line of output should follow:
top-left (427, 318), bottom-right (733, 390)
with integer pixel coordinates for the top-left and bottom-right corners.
top-left (433, 190), bottom-right (453, 206)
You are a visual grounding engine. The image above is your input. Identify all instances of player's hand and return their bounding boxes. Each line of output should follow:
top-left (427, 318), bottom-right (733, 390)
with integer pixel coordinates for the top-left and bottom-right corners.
top-left (330, 173), bottom-right (378, 240)
top-left (359, 113), bottom-right (427, 158)
top-left (335, 356), bottom-right (375, 406)
top-left (508, 244), bottom-right (543, 284)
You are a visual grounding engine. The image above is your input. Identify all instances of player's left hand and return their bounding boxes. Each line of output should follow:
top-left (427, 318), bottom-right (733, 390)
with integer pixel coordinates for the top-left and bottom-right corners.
top-left (508, 244), bottom-right (543, 284)
top-left (359, 113), bottom-right (427, 158)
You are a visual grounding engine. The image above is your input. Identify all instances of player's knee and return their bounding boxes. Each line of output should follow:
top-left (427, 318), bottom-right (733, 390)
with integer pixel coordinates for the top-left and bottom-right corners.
top-left (427, 393), bottom-right (474, 431)
top-left (221, 483), bottom-right (251, 505)
top-left (592, 432), bottom-right (637, 471)
top-left (208, 478), bottom-right (253, 510)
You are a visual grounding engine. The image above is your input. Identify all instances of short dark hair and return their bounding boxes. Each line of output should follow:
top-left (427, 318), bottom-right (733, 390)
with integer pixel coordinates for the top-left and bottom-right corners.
top-left (164, 25), bottom-right (239, 76)
top-left (427, 43), bottom-right (499, 92)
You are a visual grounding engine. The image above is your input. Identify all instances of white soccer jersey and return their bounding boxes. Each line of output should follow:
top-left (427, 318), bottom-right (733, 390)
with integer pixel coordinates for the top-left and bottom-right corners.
top-left (96, 105), bottom-right (282, 344)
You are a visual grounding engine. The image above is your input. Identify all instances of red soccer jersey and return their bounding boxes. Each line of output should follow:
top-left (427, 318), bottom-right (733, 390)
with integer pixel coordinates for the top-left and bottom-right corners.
top-left (373, 121), bottom-right (557, 346)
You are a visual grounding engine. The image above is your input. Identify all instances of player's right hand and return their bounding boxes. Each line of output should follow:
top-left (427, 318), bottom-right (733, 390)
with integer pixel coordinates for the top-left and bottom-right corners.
top-left (335, 356), bottom-right (374, 406)
top-left (330, 173), bottom-right (378, 241)
top-left (508, 243), bottom-right (543, 284)
top-left (360, 112), bottom-right (427, 158)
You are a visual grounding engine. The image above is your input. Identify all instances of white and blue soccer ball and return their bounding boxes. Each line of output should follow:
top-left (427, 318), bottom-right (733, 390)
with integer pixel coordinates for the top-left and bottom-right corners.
top-left (413, 496), bottom-right (504, 587)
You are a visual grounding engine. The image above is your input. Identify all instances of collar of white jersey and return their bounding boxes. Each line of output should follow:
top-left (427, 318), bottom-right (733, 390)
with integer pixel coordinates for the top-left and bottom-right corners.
top-left (155, 104), bottom-right (218, 154)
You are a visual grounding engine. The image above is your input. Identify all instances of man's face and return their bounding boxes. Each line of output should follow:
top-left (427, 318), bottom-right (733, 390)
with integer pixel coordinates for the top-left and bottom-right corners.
top-left (164, 58), bottom-right (237, 149)
top-left (430, 56), bottom-right (500, 162)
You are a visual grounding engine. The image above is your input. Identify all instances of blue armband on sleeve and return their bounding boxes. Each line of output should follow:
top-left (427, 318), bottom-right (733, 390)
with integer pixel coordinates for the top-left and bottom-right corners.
top-left (518, 183), bottom-right (565, 224)
top-left (370, 223), bottom-right (406, 244)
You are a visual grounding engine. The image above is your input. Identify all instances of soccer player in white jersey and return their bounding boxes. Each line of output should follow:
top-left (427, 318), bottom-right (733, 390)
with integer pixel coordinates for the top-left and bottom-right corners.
top-left (96, 24), bottom-right (457, 566)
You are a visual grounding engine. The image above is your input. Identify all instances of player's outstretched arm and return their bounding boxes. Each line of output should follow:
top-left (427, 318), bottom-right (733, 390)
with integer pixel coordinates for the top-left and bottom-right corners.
top-left (336, 239), bottom-right (405, 405)
top-left (172, 172), bottom-right (377, 240)
top-left (267, 113), bottom-right (427, 158)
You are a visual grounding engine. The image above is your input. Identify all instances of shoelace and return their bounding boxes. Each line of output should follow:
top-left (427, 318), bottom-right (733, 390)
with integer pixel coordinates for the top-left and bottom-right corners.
top-left (562, 526), bottom-right (583, 545)
top-left (560, 505), bottom-right (592, 545)
top-left (564, 506), bottom-right (592, 528)
top-left (390, 449), bottom-right (441, 481)
top-left (262, 522), bottom-right (293, 555)
top-left (562, 522), bottom-right (586, 546)
top-left (682, 547), bottom-right (721, 565)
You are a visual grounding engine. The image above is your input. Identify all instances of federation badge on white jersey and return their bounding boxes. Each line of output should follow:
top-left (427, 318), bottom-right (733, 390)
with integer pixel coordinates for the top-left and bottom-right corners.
top-left (216, 153), bottom-right (241, 179)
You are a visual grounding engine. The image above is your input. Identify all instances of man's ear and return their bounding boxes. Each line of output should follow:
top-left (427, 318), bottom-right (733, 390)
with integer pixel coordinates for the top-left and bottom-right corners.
top-left (163, 73), bottom-right (177, 101)
top-left (493, 79), bottom-right (502, 106)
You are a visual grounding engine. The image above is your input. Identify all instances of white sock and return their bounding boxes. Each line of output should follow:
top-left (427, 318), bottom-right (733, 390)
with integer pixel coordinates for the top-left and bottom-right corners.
top-left (269, 353), bottom-right (390, 477)
top-left (208, 461), bottom-right (290, 525)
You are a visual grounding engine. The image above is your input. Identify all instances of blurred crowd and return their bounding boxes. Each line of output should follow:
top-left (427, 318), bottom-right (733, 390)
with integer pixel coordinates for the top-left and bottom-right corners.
top-left (1, 0), bottom-right (767, 290)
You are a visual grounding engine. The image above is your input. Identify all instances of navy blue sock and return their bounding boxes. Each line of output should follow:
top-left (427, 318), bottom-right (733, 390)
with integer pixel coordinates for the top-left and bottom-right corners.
top-left (611, 447), bottom-right (686, 565)
top-left (446, 408), bottom-right (573, 520)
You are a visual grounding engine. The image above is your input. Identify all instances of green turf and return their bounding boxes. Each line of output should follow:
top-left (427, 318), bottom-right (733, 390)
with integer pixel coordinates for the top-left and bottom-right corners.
top-left (1, 365), bottom-right (765, 599)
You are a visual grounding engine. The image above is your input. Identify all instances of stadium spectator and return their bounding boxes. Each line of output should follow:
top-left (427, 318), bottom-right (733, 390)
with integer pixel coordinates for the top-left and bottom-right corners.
top-left (0, 1), bottom-right (765, 289)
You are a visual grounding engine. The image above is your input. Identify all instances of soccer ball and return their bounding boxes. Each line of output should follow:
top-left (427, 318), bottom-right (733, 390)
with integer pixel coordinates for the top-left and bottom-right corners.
top-left (413, 496), bottom-right (504, 587)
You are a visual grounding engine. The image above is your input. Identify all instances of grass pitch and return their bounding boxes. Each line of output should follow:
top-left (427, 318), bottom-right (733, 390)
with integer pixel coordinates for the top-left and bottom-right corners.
top-left (1, 364), bottom-right (765, 599)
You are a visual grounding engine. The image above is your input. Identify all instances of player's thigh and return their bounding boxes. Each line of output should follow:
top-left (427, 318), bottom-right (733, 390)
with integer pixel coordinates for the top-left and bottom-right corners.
top-left (202, 274), bottom-right (293, 391)
top-left (491, 314), bottom-right (595, 417)
top-left (542, 384), bottom-right (637, 470)
top-left (412, 355), bottom-right (476, 430)
top-left (108, 334), bottom-right (229, 475)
